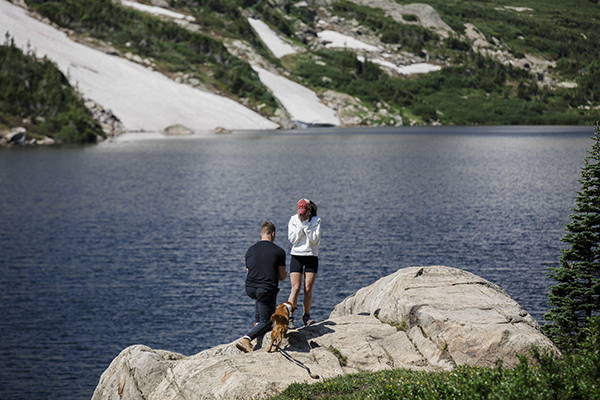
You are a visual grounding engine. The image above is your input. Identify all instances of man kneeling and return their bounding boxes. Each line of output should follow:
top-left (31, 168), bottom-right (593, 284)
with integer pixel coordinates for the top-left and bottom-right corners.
top-left (237, 221), bottom-right (287, 353)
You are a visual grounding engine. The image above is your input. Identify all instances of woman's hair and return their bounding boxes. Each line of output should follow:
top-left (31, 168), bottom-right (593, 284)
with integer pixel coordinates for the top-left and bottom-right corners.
top-left (307, 200), bottom-right (317, 220)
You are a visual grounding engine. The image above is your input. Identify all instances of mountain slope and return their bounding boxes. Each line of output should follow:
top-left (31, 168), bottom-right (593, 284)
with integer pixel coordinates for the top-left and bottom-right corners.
top-left (3, 0), bottom-right (600, 138)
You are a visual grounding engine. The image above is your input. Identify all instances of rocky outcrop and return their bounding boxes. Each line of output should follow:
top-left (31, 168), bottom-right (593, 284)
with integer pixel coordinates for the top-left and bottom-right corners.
top-left (0, 126), bottom-right (55, 146)
top-left (463, 23), bottom-right (557, 84)
top-left (92, 266), bottom-right (558, 400)
top-left (92, 315), bottom-right (431, 400)
top-left (331, 266), bottom-right (559, 369)
top-left (84, 99), bottom-right (125, 138)
top-left (336, 0), bottom-right (454, 38)
top-left (1, 127), bottom-right (27, 146)
top-left (320, 90), bottom-right (403, 127)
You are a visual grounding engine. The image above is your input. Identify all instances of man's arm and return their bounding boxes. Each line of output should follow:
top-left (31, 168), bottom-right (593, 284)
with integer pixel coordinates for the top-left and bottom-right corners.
top-left (278, 265), bottom-right (287, 281)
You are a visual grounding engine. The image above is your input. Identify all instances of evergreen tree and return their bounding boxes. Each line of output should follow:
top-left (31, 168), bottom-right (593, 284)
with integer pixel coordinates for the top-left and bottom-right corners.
top-left (544, 123), bottom-right (600, 350)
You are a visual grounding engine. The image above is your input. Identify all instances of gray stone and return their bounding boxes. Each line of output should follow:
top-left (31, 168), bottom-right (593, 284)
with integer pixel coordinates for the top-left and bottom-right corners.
top-left (3, 127), bottom-right (27, 144)
top-left (161, 124), bottom-right (194, 136)
top-left (212, 126), bottom-right (232, 134)
top-left (84, 98), bottom-right (124, 137)
top-left (92, 266), bottom-right (559, 400)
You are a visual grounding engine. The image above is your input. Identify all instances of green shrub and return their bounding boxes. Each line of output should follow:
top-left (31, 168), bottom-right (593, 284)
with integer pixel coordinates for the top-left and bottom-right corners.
top-left (289, 46), bottom-right (600, 125)
top-left (0, 34), bottom-right (103, 143)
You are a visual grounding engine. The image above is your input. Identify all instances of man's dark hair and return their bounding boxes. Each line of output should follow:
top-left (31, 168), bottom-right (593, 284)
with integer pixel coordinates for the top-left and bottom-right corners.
top-left (261, 221), bottom-right (276, 235)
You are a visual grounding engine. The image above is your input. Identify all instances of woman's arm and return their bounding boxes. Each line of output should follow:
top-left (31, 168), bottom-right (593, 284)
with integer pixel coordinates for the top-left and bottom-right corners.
top-left (304, 218), bottom-right (321, 246)
top-left (288, 215), bottom-right (306, 245)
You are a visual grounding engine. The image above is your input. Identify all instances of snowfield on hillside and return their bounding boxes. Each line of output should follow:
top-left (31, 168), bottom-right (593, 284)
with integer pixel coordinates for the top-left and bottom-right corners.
top-left (245, 18), bottom-right (340, 126)
top-left (247, 18), bottom-right (297, 58)
top-left (252, 66), bottom-right (340, 126)
top-left (0, 0), bottom-right (278, 133)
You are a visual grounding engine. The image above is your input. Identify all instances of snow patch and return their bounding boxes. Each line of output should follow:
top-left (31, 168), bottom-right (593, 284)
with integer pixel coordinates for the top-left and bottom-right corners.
top-left (557, 81), bottom-right (578, 89)
top-left (318, 30), bottom-right (380, 52)
top-left (357, 56), bottom-right (441, 75)
top-left (247, 18), bottom-right (297, 58)
top-left (0, 0), bottom-right (278, 132)
top-left (120, 0), bottom-right (195, 21)
top-left (252, 66), bottom-right (340, 126)
top-left (503, 6), bottom-right (534, 12)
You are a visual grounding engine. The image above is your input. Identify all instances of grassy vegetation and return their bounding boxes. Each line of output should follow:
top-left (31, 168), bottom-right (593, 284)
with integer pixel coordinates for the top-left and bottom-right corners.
top-left (328, 347), bottom-right (348, 367)
top-left (269, 319), bottom-right (600, 400)
top-left (170, 0), bottom-right (283, 65)
top-left (395, 0), bottom-right (600, 105)
top-left (0, 34), bottom-right (103, 143)
top-left (275, 0), bottom-right (600, 125)
top-left (286, 47), bottom-right (595, 125)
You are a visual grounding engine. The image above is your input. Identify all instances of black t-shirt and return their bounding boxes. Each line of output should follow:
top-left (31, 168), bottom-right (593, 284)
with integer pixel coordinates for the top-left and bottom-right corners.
top-left (245, 240), bottom-right (286, 290)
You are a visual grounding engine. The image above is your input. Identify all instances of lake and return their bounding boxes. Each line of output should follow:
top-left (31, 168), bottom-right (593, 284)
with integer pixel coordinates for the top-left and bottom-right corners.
top-left (0, 125), bottom-right (592, 399)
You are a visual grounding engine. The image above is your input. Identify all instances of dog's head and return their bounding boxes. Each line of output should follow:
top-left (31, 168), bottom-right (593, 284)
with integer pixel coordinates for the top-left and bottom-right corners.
top-left (282, 301), bottom-right (297, 316)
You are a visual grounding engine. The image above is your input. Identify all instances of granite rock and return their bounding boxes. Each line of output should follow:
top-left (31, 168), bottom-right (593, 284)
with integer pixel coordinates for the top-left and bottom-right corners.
top-left (92, 266), bottom-right (558, 400)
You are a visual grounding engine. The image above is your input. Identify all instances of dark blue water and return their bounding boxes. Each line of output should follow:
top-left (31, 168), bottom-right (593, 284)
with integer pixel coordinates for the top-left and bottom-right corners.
top-left (0, 125), bottom-right (592, 400)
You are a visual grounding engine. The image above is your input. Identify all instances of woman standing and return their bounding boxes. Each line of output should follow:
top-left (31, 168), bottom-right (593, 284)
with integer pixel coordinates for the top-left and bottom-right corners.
top-left (287, 198), bottom-right (322, 328)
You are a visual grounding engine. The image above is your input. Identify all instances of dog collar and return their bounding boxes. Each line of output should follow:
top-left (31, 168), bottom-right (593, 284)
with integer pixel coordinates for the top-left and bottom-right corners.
top-left (284, 303), bottom-right (292, 314)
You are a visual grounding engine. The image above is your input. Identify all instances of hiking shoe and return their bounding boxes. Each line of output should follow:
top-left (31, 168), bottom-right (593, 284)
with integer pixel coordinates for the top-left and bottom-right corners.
top-left (302, 314), bottom-right (315, 326)
top-left (288, 316), bottom-right (296, 330)
top-left (236, 337), bottom-right (253, 353)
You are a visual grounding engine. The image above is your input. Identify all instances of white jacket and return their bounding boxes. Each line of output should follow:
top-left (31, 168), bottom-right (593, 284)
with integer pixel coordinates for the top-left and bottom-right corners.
top-left (288, 213), bottom-right (322, 256)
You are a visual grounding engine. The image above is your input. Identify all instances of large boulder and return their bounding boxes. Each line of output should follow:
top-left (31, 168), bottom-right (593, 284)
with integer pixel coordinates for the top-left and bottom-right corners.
top-left (331, 266), bottom-right (559, 369)
top-left (92, 266), bottom-right (558, 400)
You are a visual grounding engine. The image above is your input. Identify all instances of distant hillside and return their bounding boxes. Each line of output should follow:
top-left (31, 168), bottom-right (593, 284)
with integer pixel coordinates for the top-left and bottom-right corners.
top-left (5, 0), bottom-right (600, 134)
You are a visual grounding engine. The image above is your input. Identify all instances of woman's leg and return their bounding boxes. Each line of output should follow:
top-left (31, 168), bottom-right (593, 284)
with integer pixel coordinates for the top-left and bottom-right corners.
top-left (287, 272), bottom-right (303, 307)
top-left (302, 256), bottom-right (319, 318)
top-left (303, 272), bottom-right (317, 315)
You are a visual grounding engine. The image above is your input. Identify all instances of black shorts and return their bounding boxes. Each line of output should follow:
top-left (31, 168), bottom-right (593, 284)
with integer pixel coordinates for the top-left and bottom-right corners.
top-left (290, 255), bottom-right (319, 274)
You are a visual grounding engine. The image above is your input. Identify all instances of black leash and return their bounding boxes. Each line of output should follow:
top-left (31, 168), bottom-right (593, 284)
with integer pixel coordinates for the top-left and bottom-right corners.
top-left (277, 346), bottom-right (320, 379)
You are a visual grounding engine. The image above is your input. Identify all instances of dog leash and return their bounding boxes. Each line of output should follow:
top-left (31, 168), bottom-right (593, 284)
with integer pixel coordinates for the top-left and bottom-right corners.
top-left (277, 347), bottom-right (320, 380)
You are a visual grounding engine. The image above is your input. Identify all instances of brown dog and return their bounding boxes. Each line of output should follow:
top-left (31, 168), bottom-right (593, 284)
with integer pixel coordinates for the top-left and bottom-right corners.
top-left (267, 301), bottom-right (297, 352)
